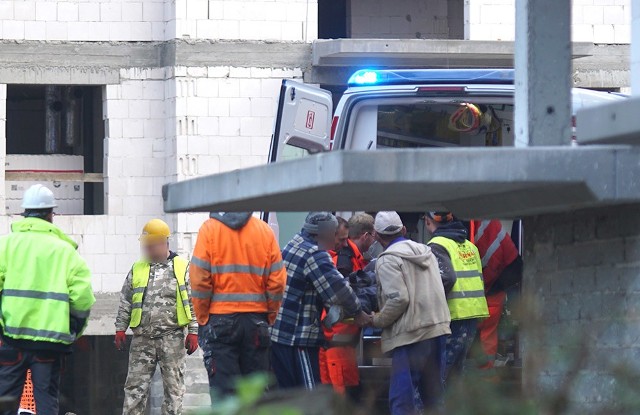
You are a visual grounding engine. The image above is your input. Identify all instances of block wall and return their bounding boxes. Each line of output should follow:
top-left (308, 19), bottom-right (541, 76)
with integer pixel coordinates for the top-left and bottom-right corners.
top-left (0, 0), bottom-right (167, 41)
top-left (349, 0), bottom-right (450, 39)
top-left (171, 0), bottom-right (318, 41)
top-left (522, 203), bottom-right (640, 413)
top-left (468, 0), bottom-right (631, 43)
top-left (167, 65), bottom-right (304, 256)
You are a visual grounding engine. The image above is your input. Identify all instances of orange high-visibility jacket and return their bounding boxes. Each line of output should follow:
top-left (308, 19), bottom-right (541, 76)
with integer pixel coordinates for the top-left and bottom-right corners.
top-left (472, 220), bottom-right (519, 291)
top-left (189, 216), bottom-right (287, 325)
top-left (325, 239), bottom-right (366, 342)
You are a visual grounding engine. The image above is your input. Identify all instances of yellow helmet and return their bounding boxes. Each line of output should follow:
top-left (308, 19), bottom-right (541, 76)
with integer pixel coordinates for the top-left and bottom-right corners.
top-left (139, 219), bottom-right (171, 244)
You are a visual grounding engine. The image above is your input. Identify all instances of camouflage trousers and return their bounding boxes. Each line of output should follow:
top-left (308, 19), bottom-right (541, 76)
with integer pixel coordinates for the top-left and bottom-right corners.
top-left (122, 331), bottom-right (186, 415)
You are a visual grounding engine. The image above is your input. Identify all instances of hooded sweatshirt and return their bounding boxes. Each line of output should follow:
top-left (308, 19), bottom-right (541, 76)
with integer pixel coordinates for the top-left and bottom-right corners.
top-left (189, 212), bottom-right (287, 324)
top-left (373, 239), bottom-right (451, 353)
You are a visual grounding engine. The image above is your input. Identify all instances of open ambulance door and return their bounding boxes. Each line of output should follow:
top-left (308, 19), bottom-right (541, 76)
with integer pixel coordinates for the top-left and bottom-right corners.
top-left (264, 80), bottom-right (333, 246)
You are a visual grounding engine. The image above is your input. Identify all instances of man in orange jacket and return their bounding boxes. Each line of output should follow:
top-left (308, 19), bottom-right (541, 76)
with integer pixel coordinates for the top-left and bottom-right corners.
top-left (320, 214), bottom-right (376, 396)
top-left (472, 220), bottom-right (522, 370)
top-left (189, 212), bottom-right (286, 400)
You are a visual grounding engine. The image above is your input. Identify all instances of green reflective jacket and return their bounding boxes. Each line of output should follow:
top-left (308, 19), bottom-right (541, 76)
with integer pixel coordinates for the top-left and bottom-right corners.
top-left (0, 218), bottom-right (95, 345)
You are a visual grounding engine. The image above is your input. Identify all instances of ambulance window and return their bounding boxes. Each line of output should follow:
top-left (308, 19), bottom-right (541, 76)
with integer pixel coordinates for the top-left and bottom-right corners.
top-left (347, 99), bottom-right (515, 150)
top-left (280, 143), bottom-right (310, 161)
top-left (268, 143), bottom-right (310, 248)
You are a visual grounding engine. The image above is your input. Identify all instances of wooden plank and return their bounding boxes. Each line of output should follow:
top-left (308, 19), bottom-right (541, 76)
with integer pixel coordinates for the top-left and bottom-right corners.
top-left (5, 172), bottom-right (104, 183)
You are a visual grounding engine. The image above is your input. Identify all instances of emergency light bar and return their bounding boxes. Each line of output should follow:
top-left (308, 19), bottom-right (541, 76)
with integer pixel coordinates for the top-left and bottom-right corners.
top-left (347, 69), bottom-right (515, 87)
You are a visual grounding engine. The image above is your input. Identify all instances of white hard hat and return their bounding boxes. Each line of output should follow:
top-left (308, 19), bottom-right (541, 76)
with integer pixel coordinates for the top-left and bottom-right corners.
top-left (21, 184), bottom-right (57, 209)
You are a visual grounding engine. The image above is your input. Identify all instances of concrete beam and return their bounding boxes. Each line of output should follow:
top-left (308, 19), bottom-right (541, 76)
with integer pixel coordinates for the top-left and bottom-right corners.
top-left (0, 40), bottom-right (311, 71)
top-left (577, 97), bottom-right (640, 145)
top-left (175, 40), bottom-right (312, 69)
top-left (312, 39), bottom-right (592, 67)
top-left (162, 146), bottom-right (640, 219)
top-left (515, 0), bottom-right (572, 147)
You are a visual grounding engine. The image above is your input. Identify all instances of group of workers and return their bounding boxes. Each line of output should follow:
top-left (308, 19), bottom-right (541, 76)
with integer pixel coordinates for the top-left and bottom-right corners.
top-left (0, 184), bottom-right (521, 415)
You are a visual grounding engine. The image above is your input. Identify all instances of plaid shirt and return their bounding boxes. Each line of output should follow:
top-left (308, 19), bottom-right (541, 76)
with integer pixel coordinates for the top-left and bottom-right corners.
top-left (270, 231), bottom-right (361, 347)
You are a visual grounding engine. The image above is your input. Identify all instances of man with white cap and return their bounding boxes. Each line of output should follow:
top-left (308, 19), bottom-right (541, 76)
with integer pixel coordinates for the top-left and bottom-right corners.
top-left (0, 184), bottom-right (95, 415)
top-left (371, 211), bottom-right (451, 415)
top-left (270, 212), bottom-right (372, 389)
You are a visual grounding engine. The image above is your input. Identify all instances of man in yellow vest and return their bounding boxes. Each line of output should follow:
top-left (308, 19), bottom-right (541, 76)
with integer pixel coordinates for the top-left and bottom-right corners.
top-left (425, 212), bottom-right (489, 380)
top-left (115, 219), bottom-right (198, 415)
top-left (0, 184), bottom-right (95, 415)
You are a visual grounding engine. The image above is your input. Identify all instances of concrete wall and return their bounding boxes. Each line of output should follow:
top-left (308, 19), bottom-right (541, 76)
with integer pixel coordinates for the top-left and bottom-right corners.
top-left (172, 0), bottom-right (318, 41)
top-left (348, 0), bottom-right (450, 39)
top-left (0, 0), bottom-right (167, 41)
top-left (523, 203), bottom-right (640, 413)
top-left (468, 0), bottom-right (631, 43)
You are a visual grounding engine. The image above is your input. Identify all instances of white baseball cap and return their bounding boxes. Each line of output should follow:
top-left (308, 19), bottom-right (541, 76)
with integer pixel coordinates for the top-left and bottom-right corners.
top-left (374, 211), bottom-right (404, 235)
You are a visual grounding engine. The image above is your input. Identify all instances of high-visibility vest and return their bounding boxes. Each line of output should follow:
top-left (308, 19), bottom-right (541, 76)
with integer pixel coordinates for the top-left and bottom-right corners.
top-left (472, 220), bottom-right (519, 291)
top-left (429, 236), bottom-right (489, 320)
top-left (129, 256), bottom-right (192, 328)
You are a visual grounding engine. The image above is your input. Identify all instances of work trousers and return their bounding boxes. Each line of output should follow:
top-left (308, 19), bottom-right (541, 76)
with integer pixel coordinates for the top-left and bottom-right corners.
top-left (477, 292), bottom-right (506, 369)
top-left (271, 343), bottom-right (320, 390)
top-left (445, 318), bottom-right (478, 380)
top-left (0, 341), bottom-right (62, 415)
top-left (319, 345), bottom-right (360, 394)
top-left (122, 331), bottom-right (186, 415)
top-left (199, 313), bottom-right (271, 400)
top-left (388, 336), bottom-right (447, 415)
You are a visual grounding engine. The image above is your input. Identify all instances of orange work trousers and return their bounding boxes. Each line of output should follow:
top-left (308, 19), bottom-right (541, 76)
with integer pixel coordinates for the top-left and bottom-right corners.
top-left (477, 291), bottom-right (506, 369)
top-left (319, 345), bottom-right (359, 394)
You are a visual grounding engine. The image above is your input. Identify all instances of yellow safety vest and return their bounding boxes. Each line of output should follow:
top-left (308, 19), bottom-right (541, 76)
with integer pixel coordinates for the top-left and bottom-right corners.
top-left (129, 256), bottom-right (192, 328)
top-left (429, 236), bottom-right (489, 321)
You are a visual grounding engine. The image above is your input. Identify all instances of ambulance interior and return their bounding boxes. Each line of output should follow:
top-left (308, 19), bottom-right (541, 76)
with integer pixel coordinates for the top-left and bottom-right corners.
top-left (345, 98), bottom-right (515, 150)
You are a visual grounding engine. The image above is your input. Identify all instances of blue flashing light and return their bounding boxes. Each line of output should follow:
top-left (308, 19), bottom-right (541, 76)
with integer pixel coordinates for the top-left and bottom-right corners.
top-left (350, 70), bottom-right (380, 85)
top-left (347, 69), bottom-right (515, 87)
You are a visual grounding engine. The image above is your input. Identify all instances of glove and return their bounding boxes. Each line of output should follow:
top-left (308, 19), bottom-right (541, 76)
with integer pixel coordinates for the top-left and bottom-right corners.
top-left (114, 331), bottom-right (127, 351)
top-left (185, 334), bottom-right (198, 355)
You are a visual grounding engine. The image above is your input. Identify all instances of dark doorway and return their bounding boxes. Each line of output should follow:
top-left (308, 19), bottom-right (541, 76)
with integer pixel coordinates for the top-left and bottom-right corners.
top-left (318, 0), bottom-right (348, 39)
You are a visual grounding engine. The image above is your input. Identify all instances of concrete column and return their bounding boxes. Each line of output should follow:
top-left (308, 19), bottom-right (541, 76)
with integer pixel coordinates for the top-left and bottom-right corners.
top-left (514, 0), bottom-right (572, 147)
top-left (632, 0), bottom-right (640, 94)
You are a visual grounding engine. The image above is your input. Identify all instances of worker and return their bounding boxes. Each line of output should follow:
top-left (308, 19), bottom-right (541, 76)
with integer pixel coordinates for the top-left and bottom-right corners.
top-left (371, 212), bottom-right (451, 415)
top-left (0, 184), bottom-right (95, 415)
top-left (320, 215), bottom-right (375, 396)
top-left (472, 220), bottom-right (522, 370)
top-left (115, 219), bottom-right (198, 415)
top-left (270, 212), bottom-right (372, 389)
top-left (347, 213), bottom-right (377, 267)
top-left (425, 212), bottom-right (489, 379)
top-left (189, 212), bottom-right (286, 399)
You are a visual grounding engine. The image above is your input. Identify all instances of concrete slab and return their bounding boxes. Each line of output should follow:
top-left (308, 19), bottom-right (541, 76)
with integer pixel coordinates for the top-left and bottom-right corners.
top-left (577, 96), bottom-right (640, 145)
top-left (162, 146), bottom-right (640, 219)
top-left (312, 39), bottom-right (593, 67)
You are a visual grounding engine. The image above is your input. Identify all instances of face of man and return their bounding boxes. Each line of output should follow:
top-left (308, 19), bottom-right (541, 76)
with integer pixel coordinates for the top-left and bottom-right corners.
top-left (424, 217), bottom-right (438, 233)
top-left (358, 231), bottom-right (375, 253)
top-left (334, 225), bottom-right (349, 252)
top-left (142, 240), bottom-right (169, 263)
top-left (317, 231), bottom-right (336, 251)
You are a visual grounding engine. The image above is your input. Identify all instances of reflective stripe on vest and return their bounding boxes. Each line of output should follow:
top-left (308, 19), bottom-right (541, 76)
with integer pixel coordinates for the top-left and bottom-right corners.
top-left (129, 256), bottom-right (192, 328)
top-left (429, 236), bottom-right (489, 320)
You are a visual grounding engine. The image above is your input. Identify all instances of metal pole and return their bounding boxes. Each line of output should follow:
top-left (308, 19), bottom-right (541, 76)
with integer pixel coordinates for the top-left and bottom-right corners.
top-left (633, 0), bottom-right (640, 95)
top-left (514, 0), bottom-right (572, 147)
